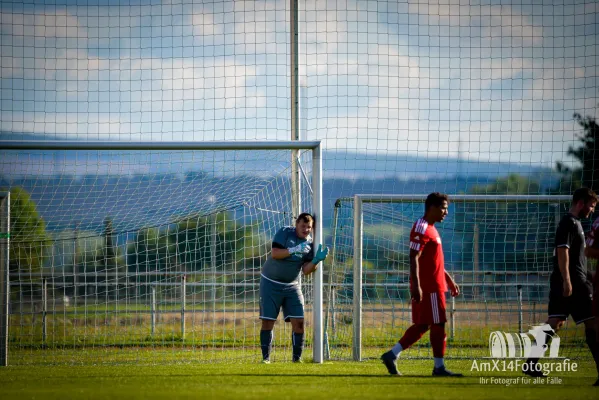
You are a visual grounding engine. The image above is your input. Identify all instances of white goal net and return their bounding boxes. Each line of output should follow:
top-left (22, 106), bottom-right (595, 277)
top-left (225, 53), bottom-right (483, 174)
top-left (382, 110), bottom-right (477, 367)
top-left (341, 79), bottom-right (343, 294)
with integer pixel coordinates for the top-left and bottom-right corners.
top-left (0, 141), bottom-right (323, 365)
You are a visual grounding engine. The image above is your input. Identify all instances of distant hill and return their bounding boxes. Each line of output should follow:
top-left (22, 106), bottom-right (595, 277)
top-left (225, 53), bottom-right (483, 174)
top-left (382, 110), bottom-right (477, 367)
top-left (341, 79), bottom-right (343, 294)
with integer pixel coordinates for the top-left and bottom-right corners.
top-left (1, 131), bottom-right (559, 234)
top-left (1, 131), bottom-right (557, 180)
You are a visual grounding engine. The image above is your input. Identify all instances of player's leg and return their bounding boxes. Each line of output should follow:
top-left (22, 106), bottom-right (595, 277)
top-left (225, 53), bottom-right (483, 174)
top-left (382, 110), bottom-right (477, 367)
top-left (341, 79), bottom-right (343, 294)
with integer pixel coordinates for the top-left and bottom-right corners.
top-left (571, 286), bottom-right (599, 384)
top-left (595, 290), bottom-right (599, 386)
top-left (283, 284), bottom-right (305, 362)
top-left (428, 292), bottom-right (462, 377)
top-left (289, 318), bottom-right (304, 362)
top-left (523, 288), bottom-right (568, 378)
top-left (595, 304), bottom-right (599, 387)
top-left (381, 296), bottom-right (430, 375)
top-left (581, 318), bottom-right (599, 385)
top-left (259, 278), bottom-right (283, 363)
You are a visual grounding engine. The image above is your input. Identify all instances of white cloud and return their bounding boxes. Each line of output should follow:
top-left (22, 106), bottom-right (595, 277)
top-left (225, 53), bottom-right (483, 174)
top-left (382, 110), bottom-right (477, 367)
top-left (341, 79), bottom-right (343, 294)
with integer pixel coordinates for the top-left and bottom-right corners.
top-left (0, 9), bottom-right (86, 39)
top-left (0, 0), bottom-right (596, 169)
top-left (191, 13), bottom-right (224, 37)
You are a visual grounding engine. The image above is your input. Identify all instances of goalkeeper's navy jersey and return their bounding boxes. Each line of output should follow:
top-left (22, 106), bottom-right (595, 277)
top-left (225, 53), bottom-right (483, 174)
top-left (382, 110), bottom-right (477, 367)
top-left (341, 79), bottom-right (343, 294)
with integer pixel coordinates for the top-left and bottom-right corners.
top-left (261, 227), bottom-right (314, 285)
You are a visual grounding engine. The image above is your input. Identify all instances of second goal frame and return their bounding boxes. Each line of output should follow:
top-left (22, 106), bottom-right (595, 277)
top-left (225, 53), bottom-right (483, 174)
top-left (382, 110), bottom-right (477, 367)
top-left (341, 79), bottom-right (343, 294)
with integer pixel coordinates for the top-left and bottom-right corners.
top-left (350, 194), bottom-right (572, 361)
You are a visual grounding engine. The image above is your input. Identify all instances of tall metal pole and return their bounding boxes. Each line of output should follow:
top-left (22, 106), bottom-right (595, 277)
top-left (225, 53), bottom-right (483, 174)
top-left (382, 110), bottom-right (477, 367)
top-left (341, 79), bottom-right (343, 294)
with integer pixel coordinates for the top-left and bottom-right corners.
top-left (0, 192), bottom-right (10, 366)
top-left (312, 144), bottom-right (323, 363)
top-left (150, 285), bottom-right (156, 337)
top-left (290, 0), bottom-right (301, 219)
top-left (352, 195), bottom-right (363, 361)
top-left (324, 200), bottom-right (341, 360)
top-left (42, 278), bottom-right (47, 344)
top-left (181, 275), bottom-right (186, 340)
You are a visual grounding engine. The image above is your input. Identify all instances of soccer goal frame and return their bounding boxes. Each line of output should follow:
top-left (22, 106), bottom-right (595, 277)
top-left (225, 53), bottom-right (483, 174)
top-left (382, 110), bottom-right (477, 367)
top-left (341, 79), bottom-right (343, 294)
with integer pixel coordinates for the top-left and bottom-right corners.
top-left (349, 194), bottom-right (572, 361)
top-left (0, 140), bottom-right (324, 364)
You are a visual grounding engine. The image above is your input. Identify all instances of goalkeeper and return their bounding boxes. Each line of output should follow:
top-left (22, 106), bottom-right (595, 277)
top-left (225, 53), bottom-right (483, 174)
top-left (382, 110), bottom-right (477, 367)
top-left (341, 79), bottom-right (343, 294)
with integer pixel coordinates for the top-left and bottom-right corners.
top-left (259, 212), bottom-right (329, 363)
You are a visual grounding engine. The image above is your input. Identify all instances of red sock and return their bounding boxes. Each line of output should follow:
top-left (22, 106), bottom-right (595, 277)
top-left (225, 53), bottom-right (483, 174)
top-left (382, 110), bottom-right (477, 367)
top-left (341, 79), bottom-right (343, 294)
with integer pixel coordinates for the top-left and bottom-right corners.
top-left (398, 324), bottom-right (429, 350)
top-left (430, 323), bottom-right (446, 358)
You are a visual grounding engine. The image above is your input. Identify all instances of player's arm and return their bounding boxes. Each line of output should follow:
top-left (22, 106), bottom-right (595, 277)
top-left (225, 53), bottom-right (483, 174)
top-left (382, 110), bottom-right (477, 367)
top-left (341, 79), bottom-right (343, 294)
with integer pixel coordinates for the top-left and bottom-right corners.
top-left (409, 249), bottom-right (423, 303)
top-left (270, 228), bottom-right (310, 260)
top-left (557, 247), bottom-right (571, 296)
top-left (302, 244), bottom-right (329, 275)
top-left (555, 220), bottom-right (573, 297)
top-left (271, 245), bottom-right (291, 260)
top-left (445, 271), bottom-right (460, 297)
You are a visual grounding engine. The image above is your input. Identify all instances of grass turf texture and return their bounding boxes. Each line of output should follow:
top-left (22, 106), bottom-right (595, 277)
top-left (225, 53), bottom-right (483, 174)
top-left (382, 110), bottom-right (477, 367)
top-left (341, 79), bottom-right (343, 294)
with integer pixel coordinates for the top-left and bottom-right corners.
top-left (1, 358), bottom-right (596, 400)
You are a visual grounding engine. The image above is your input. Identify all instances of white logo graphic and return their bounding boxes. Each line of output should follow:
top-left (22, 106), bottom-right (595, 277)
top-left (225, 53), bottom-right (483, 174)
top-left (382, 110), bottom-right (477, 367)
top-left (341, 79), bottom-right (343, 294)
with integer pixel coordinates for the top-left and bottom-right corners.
top-left (413, 236), bottom-right (420, 240)
top-left (489, 324), bottom-right (560, 358)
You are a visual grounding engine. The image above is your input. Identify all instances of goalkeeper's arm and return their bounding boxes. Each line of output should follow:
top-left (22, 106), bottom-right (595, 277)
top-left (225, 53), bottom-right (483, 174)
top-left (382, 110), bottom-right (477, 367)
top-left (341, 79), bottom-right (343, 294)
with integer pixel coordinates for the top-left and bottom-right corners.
top-left (272, 242), bottom-right (311, 260)
top-left (302, 244), bottom-right (329, 275)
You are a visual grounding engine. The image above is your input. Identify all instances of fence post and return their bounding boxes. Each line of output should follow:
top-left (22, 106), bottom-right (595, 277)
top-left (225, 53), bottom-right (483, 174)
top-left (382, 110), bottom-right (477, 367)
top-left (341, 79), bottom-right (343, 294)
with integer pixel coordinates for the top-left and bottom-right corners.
top-left (517, 285), bottom-right (523, 333)
top-left (450, 295), bottom-right (456, 340)
top-left (0, 192), bottom-right (9, 367)
top-left (181, 275), bottom-right (186, 340)
top-left (42, 278), bottom-right (47, 344)
top-left (391, 299), bottom-right (395, 336)
top-left (331, 288), bottom-right (336, 337)
top-left (473, 224), bottom-right (479, 300)
top-left (151, 285), bottom-right (156, 337)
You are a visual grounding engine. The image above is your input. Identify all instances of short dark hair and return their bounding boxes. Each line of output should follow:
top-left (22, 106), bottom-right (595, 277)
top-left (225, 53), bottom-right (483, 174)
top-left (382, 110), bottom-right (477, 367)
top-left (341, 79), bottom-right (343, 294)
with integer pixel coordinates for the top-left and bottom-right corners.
top-left (572, 187), bottom-right (598, 205)
top-left (425, 192), bottom-right (449, 211)
top-left (296, 212), bottom-right (314, 225)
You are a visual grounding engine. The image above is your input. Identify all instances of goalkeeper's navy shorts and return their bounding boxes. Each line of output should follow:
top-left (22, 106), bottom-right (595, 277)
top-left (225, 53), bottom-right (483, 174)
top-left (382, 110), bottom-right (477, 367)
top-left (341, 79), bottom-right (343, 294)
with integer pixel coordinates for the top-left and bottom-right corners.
top-left (259, 274), bottom-right (304, 322)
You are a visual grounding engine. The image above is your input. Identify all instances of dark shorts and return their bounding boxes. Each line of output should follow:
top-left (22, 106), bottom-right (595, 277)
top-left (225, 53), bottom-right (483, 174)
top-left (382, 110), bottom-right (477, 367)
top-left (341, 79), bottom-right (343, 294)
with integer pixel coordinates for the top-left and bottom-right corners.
top-left (548, 282), bottom-right (594, 324)
top-left (259, 275), bottom-right (304, 322)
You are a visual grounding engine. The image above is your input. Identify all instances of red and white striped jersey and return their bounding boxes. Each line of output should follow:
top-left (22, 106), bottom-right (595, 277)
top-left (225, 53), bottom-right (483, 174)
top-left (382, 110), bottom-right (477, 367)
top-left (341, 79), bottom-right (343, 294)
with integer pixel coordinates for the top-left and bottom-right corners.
top-left (409, 218), bottom-right (447, 293)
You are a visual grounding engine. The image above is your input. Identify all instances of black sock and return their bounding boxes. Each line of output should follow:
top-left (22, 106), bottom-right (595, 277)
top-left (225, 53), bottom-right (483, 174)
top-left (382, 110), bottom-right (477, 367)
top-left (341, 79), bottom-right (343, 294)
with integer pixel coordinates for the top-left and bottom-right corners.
top-left (585, 328), bottom-right (599, 375)
top-left (260, 330), bottom-right (273, 361)
top-left (292, 332), bottom-right (304, 361)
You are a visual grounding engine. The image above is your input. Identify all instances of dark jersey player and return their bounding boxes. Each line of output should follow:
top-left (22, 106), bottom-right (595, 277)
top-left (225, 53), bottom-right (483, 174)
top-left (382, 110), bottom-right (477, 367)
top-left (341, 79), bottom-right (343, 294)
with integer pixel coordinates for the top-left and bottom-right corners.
top-left (524, 187), bottom-right (599, 386)
top-left (582, 199), bottom-right (599, 387)
top-left (381, 192), bottom-right (462, 377)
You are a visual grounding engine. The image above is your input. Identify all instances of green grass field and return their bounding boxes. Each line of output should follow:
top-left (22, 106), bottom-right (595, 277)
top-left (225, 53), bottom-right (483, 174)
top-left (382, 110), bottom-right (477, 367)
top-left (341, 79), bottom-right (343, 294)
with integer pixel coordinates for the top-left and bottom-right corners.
top-left (1, 353), bottom-right (597, 400)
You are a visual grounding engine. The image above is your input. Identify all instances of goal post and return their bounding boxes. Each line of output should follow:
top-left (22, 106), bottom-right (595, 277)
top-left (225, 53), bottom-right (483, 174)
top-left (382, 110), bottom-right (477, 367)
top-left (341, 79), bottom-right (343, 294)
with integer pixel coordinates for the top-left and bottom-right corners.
top-left (0, 191), bottom-right (9, 367)
top-left (0, 140), bottom-right (323, 365)
top-left (327, 194), bottom-right (575, 361)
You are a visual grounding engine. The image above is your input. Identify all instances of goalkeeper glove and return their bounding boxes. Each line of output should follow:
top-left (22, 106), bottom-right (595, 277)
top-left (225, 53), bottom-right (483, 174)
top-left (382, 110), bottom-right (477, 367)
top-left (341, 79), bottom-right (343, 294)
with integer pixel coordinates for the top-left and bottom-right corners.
top-left (311, 244), bottom-right (329, 265)
top-left (288, 242), bottom-right (311, 256)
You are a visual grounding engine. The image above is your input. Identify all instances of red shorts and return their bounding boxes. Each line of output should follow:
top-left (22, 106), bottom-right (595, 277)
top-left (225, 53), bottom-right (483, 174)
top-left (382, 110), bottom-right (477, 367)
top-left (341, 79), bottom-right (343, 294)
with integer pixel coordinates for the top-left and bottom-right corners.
top-left (412, 291), bottom-right (447, 325)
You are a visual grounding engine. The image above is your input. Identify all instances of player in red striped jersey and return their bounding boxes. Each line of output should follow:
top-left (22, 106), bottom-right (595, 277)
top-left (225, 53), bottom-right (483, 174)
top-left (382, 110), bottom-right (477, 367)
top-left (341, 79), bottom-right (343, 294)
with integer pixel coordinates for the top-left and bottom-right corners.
top-left (381, 192), bottom-right (462, 377)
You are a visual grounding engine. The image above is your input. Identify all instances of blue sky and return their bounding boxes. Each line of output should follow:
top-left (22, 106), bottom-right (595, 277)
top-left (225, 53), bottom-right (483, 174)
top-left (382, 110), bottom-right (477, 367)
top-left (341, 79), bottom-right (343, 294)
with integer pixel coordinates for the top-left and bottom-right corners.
top-left (0, 0), bottom-right (597, 170)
